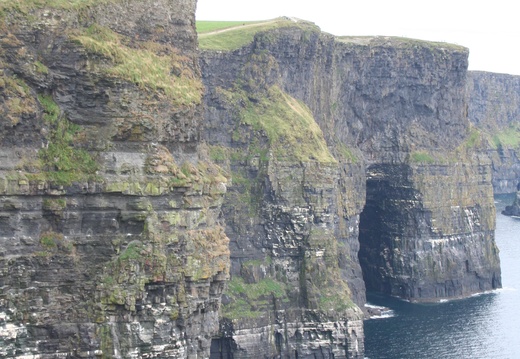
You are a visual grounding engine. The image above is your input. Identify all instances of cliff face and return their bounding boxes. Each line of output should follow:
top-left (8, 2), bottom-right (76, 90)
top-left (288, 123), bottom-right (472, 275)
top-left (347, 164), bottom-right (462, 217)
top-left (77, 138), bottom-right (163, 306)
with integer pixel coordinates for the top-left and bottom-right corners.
top-left (0, 5), bottom-right (506, 358)
top-left (467, 71), bottom-right (520, 193)
top-left (200, 21), bottom-right (501, 358)
top-left (0, 1), bottom-right (229, 357)
top-left (201, 22), bottom-right (366, 359)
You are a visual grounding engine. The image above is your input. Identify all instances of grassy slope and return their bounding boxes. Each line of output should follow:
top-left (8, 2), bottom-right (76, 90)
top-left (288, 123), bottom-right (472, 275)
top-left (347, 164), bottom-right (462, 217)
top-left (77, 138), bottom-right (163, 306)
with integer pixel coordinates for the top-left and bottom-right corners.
top-left (224, 85), bottom-right (335, 163)
top-left (197, 17), bottom-right (319, 51)
top-left (337, 35), bottom-right (467, 52)
top-left (73, 24), bottom-right (202, 106)
top-left (196, 20), bottom-right (260, 34)
top-left (0, 0), bottom-right (114, 14)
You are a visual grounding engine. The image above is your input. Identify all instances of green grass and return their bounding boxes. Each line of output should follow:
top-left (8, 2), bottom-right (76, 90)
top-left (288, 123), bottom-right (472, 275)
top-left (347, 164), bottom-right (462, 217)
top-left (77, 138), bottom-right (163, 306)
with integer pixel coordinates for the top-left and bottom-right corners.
top-left (39, 230), bottom-right (73, 253)
top-left (196, 21), bottom-right (259, 34)
top-left (118, 242), bottom-right (143, 261)
top-left (223, 276), bottom-right (287, 319)
top-left (38, 93), bottom-right (59, 123)
top-left (40, 232), bottom-right (58, 249)
top-left (492, 123), bottom-right (520, 149)
top-left (336, 35), bottom-right (467, 52)
top-left (198, 17), bottom-right (319, 51)
top-left (34, 60), bottom-right (49, 74)
top-left (463, 127), bottom-right (482, 148)
top-left (0, 0), bottom-right (114, 16)
top-left (42, 198), bottom-right (67, 211)
top-left (0, 71), bottom-right (37, 125)
top-left (224, 86), bottom-right (336, 163)
top-left (227, 277), bottom-right (286, 300)
top-left (37, 94), bottom-right (99, 186)
top-left (72, 24), bottom-right (202, 106)
top-left (410, 151), bottom-right (436, 164)
top-left (208, 145), bottom-right (229, 162)
top-left (337, 143), bottom-right (358, 163)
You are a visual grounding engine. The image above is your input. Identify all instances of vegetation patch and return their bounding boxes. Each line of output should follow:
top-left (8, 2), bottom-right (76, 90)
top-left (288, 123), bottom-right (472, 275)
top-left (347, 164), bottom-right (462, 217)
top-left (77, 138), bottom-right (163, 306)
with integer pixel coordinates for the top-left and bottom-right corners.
top-left (337, 143), bottom-right (359, 163)
top-left (37, 94), bottom-right (99, 186)
top-left (72, 24), bottom-right (202, 106)
top-left (208, 145), bottom-right (229, 163)
top-left (410, 151), bottom-right (436, 164)
top-left (118, 241), bottom-right (144, 261)
top-left (0, 0), bottom-right (114, 16)
top-left (198, 17), bottom-right (319, 51)
top-left (39, 230), bottom-right (73, 253)
top-left (492, 123), bottom-right (520, 149)
top-left (196, 20), bottom-right (260, 34)
top-left (463, 127), bottom-right (483, 149)
top-left (42, 198), bottom-right (67, 211)
top-left (0, 70), bottom-right (37, 126)
top-left (223, 276), bottom-right (287, 319)
top-left (183, 227), bottom-right (230, 281)
top-left (223, 85), bottom-right (336, 163)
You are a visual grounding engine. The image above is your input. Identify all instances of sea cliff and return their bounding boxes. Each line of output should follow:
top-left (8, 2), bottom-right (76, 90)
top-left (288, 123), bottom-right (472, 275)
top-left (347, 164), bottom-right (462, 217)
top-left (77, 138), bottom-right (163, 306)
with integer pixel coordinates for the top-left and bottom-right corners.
top-left (199, 20), bottom-right (501, 358)
top-left (0, 1), bottom-right (229, 357)
top-left (0, 5), bottom-right (506, 358)
top-left (467, 71), bottom-right (520, 194)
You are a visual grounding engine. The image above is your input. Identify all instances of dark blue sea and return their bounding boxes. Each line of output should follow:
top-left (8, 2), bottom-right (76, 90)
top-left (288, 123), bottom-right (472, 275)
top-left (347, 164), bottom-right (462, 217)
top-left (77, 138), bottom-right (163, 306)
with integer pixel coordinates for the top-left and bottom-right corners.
top-left (364, 194), bottom-right (520, 359)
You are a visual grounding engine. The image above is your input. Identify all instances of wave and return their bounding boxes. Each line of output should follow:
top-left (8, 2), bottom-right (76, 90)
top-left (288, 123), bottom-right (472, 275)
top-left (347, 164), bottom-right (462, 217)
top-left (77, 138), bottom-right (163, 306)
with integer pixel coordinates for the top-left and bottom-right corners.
top-left (365, 303), bottom-right (396, 319)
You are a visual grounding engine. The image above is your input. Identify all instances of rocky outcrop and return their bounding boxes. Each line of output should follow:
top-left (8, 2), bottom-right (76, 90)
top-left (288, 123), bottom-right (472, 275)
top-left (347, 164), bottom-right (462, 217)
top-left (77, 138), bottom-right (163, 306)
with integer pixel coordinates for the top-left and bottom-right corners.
top-left (201, 21), bottom-right (366, 359)
top-left (0, 6), bottom-right (506, 358)
top-left (0, 1), bottom-right (229, 357)
top-left (467, 71), bottom-right (520, 193)
top-left (199, 20), bottom-right (501, 358)
top-left (502, 188), bottom-right (520, 216)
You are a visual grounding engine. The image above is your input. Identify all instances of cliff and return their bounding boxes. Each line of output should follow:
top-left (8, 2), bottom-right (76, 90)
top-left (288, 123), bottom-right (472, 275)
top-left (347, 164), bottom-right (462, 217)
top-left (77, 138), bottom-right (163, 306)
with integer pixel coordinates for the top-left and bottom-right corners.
top-left (201, 20), bottom-right (366, 359)
top-left (0, 1), bottom-right (229, 357)
top-left (199, 19), bottom-right (501, 358)
top-left (0, 6), bottom-right (505, 358)
top-left (467, 71), bottom-right (520, 193)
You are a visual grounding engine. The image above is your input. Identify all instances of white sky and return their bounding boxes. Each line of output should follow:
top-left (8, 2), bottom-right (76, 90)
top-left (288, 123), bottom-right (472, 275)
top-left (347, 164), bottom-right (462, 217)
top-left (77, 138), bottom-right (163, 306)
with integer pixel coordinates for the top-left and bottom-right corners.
top-left (196, 0), bottom-right (520, 76)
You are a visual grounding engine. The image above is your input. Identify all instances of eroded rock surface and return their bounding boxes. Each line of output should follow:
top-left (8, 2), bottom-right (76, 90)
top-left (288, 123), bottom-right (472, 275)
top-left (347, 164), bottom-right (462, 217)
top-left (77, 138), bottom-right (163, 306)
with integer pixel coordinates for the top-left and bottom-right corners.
top-left (200, 22), bottom-right (501, 358)
top-left (467, 71), bottom-right (520, 194)
top-left (0, 7), bottom-right (507, 359)
top-left (0, 1), bottom-right (229, 357)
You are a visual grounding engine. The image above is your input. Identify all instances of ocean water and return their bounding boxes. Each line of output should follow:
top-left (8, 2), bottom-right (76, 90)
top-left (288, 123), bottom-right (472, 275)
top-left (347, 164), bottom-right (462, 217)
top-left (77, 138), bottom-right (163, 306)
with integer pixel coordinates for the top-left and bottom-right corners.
top-left (364, 194), bottom-right (520, 359)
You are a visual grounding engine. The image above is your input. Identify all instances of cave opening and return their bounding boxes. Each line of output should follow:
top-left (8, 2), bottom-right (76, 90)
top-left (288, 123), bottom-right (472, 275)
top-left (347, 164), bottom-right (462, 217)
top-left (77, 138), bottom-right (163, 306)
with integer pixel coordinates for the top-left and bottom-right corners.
top-left (358, 169), bottom-right (389, 294)
top-left (210, 337), bottom-right (237, 359)
top-left (357, 163), bottom-right (415, 297)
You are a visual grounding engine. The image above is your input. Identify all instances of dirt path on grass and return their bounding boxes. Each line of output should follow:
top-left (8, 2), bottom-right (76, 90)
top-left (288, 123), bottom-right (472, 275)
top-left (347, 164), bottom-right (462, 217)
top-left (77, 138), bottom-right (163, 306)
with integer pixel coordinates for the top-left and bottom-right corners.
top-left (198, 20), bottom-right (280, 37)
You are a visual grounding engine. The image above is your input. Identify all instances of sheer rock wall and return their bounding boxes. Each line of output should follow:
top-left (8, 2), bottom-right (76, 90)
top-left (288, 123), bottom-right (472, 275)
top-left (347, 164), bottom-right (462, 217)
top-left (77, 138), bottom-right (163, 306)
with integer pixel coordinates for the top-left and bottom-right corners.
top-left (0, 1), bottom-right (229, 357)
top-left (467, 71), bottom-right (520, 193)
top-left (200, 24), bottom-right (501, 358)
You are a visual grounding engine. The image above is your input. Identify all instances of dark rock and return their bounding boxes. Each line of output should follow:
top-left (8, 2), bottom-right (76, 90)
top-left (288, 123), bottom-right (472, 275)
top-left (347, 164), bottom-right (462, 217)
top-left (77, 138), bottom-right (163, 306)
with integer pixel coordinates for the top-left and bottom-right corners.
top-left (502, 191), bottom-right (520, 216)
top-left (467, 71), bottom-right (520, 194)
top-left (200, 22), bottom-right (500, 358)
top-left (0, 0), bottom-right (229, 357)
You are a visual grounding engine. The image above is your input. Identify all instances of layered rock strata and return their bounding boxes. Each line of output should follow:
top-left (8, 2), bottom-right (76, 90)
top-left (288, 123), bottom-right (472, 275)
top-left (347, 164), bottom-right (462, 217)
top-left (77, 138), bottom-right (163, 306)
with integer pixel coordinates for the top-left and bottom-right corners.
top-left (0, 7), bottom-right (507, 358)
top-left (201, 21), bottom-right (366, 359)
top-left (199, 20), bottom-right (501, 357)
top-left (467, 71), bottom-right (520, 193)
top-left (0, 1), bottom-right (229, 357)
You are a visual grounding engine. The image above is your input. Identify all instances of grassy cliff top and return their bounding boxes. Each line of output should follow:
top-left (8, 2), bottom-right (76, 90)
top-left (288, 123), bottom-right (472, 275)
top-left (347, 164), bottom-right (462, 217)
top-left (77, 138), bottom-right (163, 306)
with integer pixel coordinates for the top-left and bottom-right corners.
top-left (197, 17), bottom-right (466, 53)
top-left (197, 17), bottom-right (319, 51)
top-left (336, 35), bottom-right (467, 52)
top-left (0, 0), bottom-right (112, 14)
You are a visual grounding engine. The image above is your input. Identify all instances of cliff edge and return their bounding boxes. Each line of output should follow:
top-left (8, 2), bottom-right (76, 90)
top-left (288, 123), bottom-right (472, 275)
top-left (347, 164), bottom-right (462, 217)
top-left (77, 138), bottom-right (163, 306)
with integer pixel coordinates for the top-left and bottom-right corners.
top-left (0, 1), bottom-right (229, 357)
top-left (467, 71), bottom-right (520, 194)
top-left (199, 18), bottom-right (501, 358)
